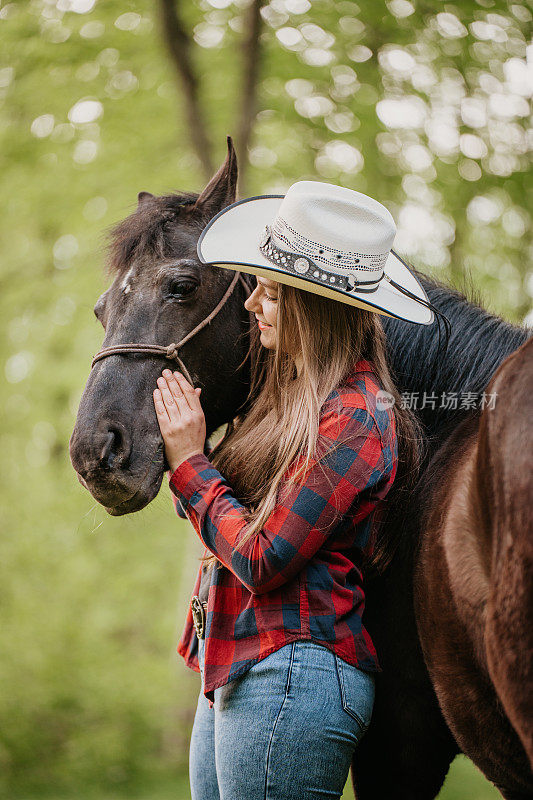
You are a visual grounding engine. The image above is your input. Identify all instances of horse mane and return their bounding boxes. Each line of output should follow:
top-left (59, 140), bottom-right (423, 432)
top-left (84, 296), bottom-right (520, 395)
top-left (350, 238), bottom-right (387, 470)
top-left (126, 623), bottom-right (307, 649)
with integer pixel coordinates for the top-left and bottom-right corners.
top-left (370, 270), bottom-right (529, 572)
top-left (241, 266), bottom-right (528, 441)
top-left (382, 267), bottom-right (530, 439)
top-left (104, 191), bottom-right (200, 278)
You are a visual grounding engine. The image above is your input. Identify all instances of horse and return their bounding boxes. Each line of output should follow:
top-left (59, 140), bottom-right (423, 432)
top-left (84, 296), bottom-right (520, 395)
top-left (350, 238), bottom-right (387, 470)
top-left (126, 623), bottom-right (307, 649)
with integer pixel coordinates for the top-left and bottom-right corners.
top-left (70, 140), bottom-right (259, 514)
top-left (414, 337), bottom-right (533, 799)
top-left (353, 336), bottom-right (533, 800)
top-left (70, 137), bottom-right (532, 798)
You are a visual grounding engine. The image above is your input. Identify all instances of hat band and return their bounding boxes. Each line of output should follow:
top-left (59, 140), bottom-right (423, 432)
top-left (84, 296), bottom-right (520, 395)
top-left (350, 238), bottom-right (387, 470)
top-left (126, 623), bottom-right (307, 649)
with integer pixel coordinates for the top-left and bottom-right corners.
top-left (258, 226), bottom-right (383, 294)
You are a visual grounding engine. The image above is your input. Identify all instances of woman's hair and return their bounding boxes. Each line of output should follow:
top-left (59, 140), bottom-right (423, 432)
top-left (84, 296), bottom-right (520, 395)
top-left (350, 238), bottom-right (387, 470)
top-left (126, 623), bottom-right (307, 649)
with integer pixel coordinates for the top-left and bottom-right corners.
top-left (202, 280), bottom-right (425, 575)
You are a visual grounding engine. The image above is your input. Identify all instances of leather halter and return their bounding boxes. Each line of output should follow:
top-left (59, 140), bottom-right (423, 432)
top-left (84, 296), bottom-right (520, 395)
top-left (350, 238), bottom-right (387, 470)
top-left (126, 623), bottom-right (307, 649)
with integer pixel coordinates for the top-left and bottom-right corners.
top-left (90, 271), bottom-right (252, 387)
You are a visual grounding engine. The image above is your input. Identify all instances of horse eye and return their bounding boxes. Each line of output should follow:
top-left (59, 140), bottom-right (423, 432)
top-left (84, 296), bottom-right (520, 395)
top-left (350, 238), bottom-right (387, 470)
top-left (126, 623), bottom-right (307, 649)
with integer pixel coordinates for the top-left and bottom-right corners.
top-left (167, 279), bottom-right (198, 299)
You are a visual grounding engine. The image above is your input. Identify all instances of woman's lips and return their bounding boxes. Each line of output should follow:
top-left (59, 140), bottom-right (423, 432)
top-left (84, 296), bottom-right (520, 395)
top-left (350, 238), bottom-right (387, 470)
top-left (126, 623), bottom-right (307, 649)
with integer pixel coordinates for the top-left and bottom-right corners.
top-left (257, 321), bottom-right (272, 329)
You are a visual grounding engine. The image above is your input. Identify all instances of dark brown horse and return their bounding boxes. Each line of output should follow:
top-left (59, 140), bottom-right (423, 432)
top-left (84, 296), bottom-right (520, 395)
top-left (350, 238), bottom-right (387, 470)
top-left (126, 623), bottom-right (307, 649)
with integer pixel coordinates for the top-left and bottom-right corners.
top-left (352, 327), bottom-right (532, 798)
top-left (413, 337), bottom-right (533, 798)
top-left (70, 138), bottom-right (532, 798)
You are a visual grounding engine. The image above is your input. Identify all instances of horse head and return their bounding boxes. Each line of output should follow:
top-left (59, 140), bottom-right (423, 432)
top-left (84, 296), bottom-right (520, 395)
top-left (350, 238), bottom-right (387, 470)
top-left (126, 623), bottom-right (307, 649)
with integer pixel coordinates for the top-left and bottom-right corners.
top-left (69, 137), bottom-right (255, 515)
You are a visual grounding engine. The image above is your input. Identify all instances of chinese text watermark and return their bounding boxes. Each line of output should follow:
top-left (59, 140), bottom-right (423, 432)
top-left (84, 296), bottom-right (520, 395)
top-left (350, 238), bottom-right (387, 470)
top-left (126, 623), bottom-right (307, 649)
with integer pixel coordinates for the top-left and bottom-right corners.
top-left (376, 390), bottom-right (498, 412)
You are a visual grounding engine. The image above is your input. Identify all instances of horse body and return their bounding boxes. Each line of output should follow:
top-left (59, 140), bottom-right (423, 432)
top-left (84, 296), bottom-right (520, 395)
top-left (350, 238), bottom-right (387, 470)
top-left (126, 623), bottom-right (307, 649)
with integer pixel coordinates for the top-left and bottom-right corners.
top-left (414, 339), bottom-right (533, 799)
top-left (70, 138), bottom-right (533, 799)
top-left (352, 295), bottom-right (531, 799)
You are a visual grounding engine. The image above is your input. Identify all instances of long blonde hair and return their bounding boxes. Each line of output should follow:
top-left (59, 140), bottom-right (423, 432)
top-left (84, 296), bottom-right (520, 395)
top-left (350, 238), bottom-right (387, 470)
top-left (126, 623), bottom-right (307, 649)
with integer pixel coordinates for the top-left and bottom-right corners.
top-left (203, 281), bottom-right (424, 574)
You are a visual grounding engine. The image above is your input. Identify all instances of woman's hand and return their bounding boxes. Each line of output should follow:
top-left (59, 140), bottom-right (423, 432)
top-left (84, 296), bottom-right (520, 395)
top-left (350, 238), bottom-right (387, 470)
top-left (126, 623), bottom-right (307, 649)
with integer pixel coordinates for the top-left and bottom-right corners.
top-left (153, 369), bottom-right (206, 474)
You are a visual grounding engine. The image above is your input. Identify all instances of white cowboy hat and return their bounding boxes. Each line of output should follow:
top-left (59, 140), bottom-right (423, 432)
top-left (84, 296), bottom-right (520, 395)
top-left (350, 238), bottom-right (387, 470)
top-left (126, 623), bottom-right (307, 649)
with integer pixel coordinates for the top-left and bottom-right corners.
top-left (197, 180), bottom-right (435, 325)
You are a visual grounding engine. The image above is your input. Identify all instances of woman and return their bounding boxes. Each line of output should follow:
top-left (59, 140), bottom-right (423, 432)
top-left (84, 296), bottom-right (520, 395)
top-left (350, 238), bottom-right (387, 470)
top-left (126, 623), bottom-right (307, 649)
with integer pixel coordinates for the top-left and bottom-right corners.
top-left (153, 182), bottom-right (438, 800)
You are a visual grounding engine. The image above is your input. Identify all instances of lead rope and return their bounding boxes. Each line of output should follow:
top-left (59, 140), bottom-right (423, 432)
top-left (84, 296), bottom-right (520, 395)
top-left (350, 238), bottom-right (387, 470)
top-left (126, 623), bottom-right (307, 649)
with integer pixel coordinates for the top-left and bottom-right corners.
top-left (90, 271), bottom-right (253, 386)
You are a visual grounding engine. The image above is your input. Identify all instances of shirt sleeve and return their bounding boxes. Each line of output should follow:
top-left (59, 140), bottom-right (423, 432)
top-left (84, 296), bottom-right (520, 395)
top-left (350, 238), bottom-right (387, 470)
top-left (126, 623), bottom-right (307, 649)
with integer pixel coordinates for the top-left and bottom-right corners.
top-left (170, 439), bottom-right (214, 519)
top-left (168, 406), bottom-right (389, 595)
top-left (172, 497), bottom-right (188, 519)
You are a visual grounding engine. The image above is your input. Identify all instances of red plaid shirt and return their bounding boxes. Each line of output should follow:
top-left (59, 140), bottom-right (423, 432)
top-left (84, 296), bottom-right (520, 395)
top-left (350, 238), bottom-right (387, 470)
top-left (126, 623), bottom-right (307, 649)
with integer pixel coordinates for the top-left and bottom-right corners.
top-left (169, 359), bottom-right (398, 708)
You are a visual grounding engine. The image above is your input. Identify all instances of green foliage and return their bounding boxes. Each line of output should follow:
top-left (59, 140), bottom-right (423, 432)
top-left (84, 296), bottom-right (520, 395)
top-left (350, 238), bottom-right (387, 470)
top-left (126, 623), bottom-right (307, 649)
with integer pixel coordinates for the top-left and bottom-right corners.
top-left (0, 0), bottom-right (529, 796)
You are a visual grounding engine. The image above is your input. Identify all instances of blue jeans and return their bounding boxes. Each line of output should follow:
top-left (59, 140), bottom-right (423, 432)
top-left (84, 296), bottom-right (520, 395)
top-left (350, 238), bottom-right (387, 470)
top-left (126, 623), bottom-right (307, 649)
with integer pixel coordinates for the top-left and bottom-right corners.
top-left (190, 636), bottom-right (376, 800)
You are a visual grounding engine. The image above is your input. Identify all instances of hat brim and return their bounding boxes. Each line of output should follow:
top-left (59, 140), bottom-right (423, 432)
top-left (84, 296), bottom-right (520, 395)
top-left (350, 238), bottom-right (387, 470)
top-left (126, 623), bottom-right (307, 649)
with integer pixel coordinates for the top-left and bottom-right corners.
top-left (197, 194), bottom-right (434, 325)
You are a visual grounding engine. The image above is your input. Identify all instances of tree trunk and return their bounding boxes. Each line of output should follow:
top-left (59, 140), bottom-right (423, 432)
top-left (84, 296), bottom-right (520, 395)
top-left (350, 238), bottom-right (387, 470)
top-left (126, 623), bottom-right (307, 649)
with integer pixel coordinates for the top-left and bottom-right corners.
top-left (158, 0), bottom-right (214, 179)
top-left (236, 0), bottom-right (264, 197)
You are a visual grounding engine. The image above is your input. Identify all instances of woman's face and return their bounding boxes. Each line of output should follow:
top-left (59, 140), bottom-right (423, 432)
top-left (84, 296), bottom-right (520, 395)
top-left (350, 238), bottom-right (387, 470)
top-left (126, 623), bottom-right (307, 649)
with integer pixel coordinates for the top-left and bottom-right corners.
top-left (244, 276), bottom-right (279, 350)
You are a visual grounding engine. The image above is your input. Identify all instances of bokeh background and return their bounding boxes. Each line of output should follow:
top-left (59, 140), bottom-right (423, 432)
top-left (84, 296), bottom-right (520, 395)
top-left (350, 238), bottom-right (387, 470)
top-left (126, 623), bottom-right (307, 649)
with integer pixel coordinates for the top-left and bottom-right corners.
top-left (1, 0), bottom-right (531, 797)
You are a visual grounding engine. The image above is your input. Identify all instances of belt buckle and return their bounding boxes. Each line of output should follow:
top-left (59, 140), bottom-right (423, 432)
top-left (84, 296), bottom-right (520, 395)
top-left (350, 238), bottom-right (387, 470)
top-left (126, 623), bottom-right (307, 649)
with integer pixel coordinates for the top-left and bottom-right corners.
top-left (191, 595), bottom-right (206, 639)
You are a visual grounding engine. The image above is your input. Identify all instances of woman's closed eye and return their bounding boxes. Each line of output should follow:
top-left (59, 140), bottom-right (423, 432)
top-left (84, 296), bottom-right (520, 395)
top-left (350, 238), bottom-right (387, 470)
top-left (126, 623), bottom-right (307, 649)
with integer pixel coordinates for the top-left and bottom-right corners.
top-left (253, 279), bottom-right (277, 302)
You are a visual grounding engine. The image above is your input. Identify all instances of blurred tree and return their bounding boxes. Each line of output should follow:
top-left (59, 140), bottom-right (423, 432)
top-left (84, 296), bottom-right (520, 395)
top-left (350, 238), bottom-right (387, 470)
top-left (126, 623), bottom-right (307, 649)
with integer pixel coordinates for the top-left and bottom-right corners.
top-left (158, 0), bottom-right (215, 176)
top-left (152, 0), bottom-right (531, 319)
top-left (157, 0), bottom-right (267, 193)
top-left (235, 0), bottom-right (265, 195)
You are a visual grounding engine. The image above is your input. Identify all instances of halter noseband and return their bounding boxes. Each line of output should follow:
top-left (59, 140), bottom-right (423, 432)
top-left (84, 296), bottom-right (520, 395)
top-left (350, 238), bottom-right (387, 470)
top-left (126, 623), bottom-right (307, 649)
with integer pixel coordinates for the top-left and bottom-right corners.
top-left (90, 270), bottom-right (252, 386)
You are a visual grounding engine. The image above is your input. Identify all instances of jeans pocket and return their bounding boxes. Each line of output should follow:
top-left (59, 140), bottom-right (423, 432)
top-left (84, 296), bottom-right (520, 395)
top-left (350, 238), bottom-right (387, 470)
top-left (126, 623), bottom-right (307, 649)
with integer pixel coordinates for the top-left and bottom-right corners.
top-left (334, 654), bottom-right (375, 735)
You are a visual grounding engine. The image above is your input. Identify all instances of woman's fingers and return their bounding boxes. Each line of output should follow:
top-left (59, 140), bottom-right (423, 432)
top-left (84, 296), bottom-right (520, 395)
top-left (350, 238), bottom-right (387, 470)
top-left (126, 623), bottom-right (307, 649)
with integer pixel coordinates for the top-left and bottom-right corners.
top-left (153, 389), bottom-right (170, 424)
top-left (161, 369), bottom-right (200, 413)
top-left (162, 370), bottom-right (192, 413)
top-left (156, 370), bottom-right (203, 421)
top-left (173, 371), bottom-right (202, 411)
top-left (156, 375), bottom-right (179, 418)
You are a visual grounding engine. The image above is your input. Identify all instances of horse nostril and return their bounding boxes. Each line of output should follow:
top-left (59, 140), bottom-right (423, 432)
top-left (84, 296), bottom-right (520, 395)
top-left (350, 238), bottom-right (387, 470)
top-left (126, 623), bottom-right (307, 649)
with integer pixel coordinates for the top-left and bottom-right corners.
top-left (100, 431), bottom-right (115, 467)
top-left (99, 425), bottom-right (131, 470)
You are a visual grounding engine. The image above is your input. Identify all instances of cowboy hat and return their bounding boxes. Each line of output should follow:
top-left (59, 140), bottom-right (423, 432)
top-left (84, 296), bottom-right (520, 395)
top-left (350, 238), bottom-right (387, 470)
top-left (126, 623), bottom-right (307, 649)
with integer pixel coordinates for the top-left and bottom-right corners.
top-left (197, 180), bottom-right (435, 325)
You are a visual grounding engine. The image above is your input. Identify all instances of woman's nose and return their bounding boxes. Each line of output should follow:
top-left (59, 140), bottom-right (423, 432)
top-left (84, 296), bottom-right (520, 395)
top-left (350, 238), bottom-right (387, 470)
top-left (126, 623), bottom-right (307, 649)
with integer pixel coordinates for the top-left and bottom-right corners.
top-left (244, 288), bottom-right (259, 312)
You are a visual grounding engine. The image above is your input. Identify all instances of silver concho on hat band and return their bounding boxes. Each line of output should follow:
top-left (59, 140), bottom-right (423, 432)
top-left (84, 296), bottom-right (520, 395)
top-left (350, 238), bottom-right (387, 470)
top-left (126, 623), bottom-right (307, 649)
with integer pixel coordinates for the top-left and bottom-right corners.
top-left (258, 225), bottom-right (384, 294)
top-left (294, 258), bottom-right (309, 274)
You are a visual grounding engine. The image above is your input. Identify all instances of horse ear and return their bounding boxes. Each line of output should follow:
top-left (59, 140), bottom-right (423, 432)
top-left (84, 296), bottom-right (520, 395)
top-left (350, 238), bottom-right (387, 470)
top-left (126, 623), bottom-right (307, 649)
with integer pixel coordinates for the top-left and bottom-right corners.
top-left (138, 191), bottom-right (154, 206)
top-left (190, 135), bottom-right (238, 221)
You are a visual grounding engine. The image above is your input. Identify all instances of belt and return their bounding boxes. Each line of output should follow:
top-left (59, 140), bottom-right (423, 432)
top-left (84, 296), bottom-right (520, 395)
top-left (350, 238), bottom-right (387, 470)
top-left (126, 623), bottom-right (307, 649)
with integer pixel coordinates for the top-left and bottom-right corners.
top-left (191, 595), bottom-right (208, 639)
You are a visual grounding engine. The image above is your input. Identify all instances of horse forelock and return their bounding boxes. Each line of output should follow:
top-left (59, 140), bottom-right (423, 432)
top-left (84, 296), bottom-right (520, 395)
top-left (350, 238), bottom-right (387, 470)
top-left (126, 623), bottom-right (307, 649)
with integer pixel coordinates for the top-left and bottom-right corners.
top-left (105, 191), bottom-right (200, 278)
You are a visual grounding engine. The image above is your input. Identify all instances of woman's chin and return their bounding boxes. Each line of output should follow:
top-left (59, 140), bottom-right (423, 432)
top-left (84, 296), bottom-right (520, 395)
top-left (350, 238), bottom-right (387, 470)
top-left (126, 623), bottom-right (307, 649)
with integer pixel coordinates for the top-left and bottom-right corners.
top-left (260, 334), bottom-right (275, 349)
top-left (259, 327), bottom-right (275, 340)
